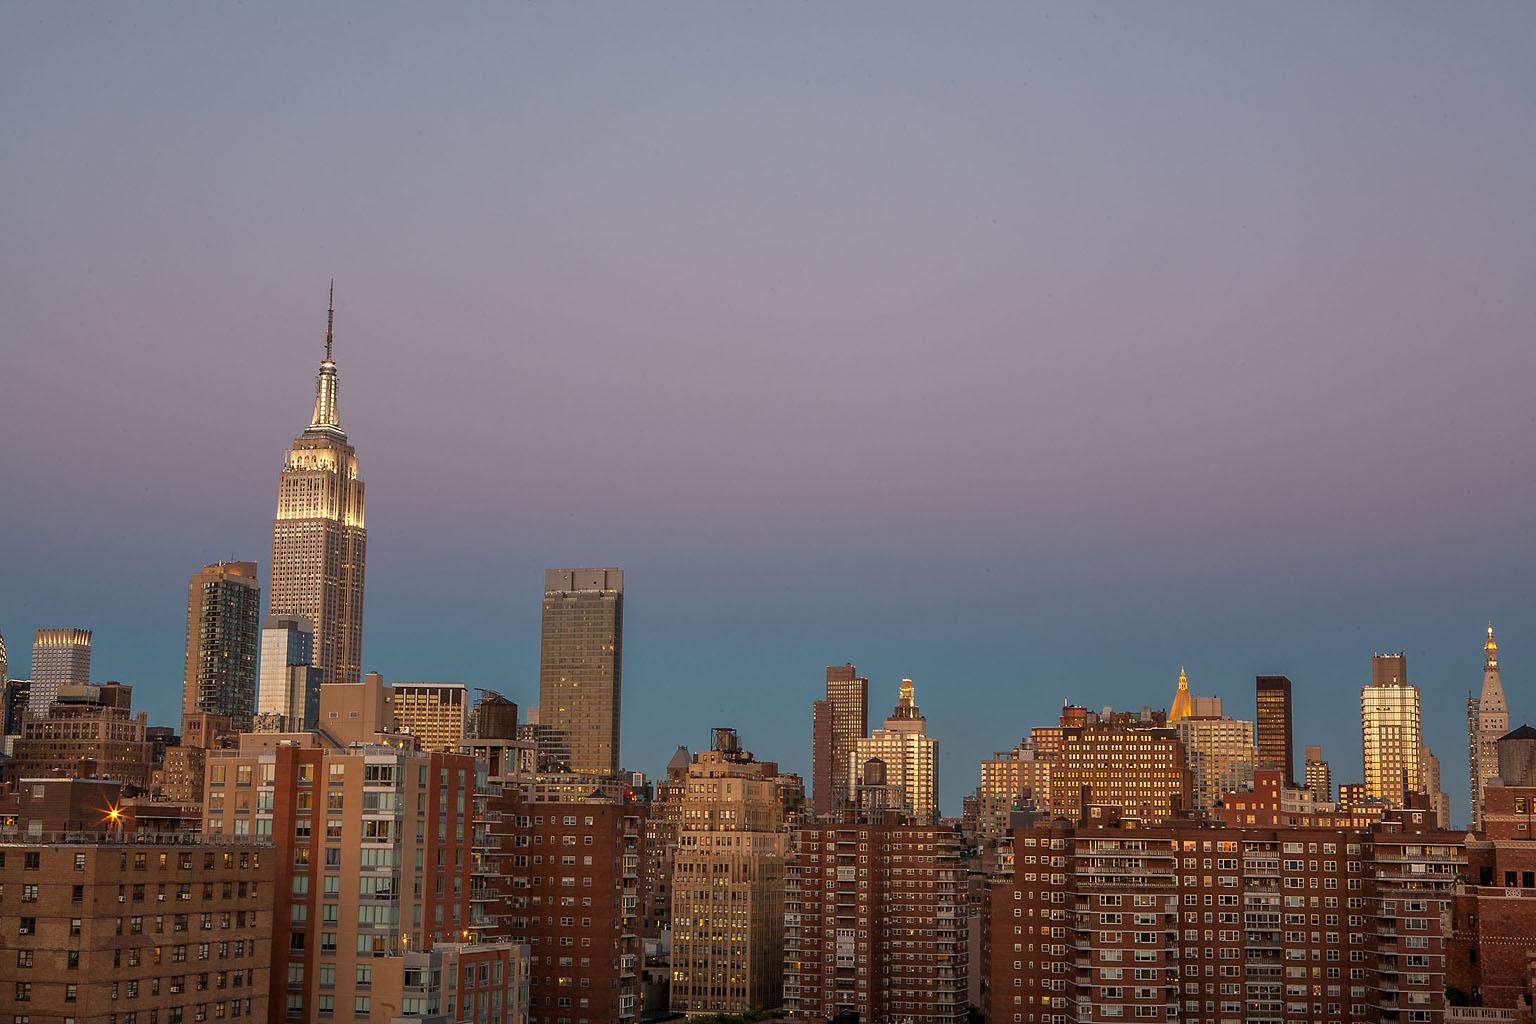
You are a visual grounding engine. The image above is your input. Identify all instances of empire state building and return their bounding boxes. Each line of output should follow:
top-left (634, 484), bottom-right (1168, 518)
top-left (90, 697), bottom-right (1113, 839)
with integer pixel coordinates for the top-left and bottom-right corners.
top-left (269, 285), bottom-right (366, 685)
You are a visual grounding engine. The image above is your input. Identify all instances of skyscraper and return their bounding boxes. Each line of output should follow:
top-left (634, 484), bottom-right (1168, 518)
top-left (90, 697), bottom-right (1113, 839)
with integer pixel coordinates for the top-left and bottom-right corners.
top-left (1304, 743), bottom-right (1332, 803)
top-left (538, 568), bottom-right (624, 775)
top-left (1255, 674), bottom-right (1294, 784)
top-left (670, 729), bottom-right (789, 1015)
top-left (28, 627), bottom-right (91, 715)
top-left (0, 623), bottom-right (7, 686)
top-left (810, 662), bottom-right (868, 817)
top-left (257, 613), bottom-right (321, 730)
top-left (181, 560), bottom-right (261, 734)
top-left (849, 679), bottom-right (939, 822)
top-left (268, 284), bottom-right (366, 686)
top-left (1467, 623), bottom-right (1510, 831)
top-left (1361, 652), bottom-right (1422, 807)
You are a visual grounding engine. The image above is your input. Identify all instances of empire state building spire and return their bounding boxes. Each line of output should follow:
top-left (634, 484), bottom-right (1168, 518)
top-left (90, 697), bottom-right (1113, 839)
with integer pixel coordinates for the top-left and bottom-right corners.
top-left (270, 280), bottom-right (367, 686)
top-left (307, 280), bottom-right (344, 439)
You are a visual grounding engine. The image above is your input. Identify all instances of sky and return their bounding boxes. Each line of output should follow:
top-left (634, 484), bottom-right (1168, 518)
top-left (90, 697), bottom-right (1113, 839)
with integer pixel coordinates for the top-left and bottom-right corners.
top-left (1, 3), bottom-right (1534, 823)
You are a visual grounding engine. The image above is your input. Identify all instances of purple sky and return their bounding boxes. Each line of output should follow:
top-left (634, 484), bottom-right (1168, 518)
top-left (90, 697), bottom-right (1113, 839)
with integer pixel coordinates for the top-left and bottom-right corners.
top-left (2, 4), bottom-right (1534, 820)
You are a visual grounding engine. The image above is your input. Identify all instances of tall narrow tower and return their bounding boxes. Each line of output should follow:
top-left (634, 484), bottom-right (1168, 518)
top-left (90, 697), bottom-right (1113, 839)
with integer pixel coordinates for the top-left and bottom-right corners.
top-left (29, 628), bottom-right (92, 715)
top-left (1468, 623), bottom-right (1509, 831)
top-left (182, 561), bottom-right (262, 734)
top-left (811, 662), bottom-right (869, 817)
top-left (1361, 652), bottom-right (1422, 807)
top-left (268, 284), bottom-right (366, 686)
top-left (538, 568), bottom-right (624, 775)
top-left (1255, 675), bottom-right (1295, 785)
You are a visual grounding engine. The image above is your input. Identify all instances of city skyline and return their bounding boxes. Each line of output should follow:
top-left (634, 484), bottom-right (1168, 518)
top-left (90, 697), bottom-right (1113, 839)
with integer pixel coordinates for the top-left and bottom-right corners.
top-left (3, 4), bottom-right (1535, 820)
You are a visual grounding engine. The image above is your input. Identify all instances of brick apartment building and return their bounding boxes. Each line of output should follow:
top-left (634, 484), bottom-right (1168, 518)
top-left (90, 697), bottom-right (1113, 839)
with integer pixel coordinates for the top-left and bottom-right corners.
top-left (989, 808), bottom-right (1463, 1024)
top-left (0, 778), bottom-right (273, 1024)
top-left (486, 793), bottom-right (644, 1024)
top-left (783, 815), bottom-right (968, 1024)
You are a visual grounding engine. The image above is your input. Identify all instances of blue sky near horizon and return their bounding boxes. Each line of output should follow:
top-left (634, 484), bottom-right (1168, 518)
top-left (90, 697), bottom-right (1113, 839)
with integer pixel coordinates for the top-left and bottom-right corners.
top-left (2, 3), bottom-right (1534, 820)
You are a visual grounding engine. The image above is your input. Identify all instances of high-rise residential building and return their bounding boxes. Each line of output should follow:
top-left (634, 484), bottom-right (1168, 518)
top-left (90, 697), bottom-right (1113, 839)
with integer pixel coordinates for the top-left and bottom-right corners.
top-left (486, 792), bottom-right (644, 1024)
top-left (1467, 623), bottom-right (1510, 831)
top-left (203, 730), bottom-right (524, 1023)
top-left (182, 560), bottom-right (262, 734)
top-left (669, 729), bottom-right (789, 1015)
top-left (392, 681), bottom-right (470, 752)
top-left (1362, 652), bottom-right (1423, 807)
top-left (1419, 742), bottom-right (1451, 828)
top-left (0, 777), bottom-right (273, 1024)
top-left (1167, 666), bottom-right (1192, 724)
top-left (269, 285), bottom-right (366, 686)
top-left (849, 679), bottom-right (939, 822)
top-left (810, 663), bottom-right (869, 818)
top-left (257, 613), bottom-right (322, 731)
top-left (990, 809), bottom-right (1464, 1024)
top-left (642, 746), bottom-right (691, 936)
top-left (1173, 711), bottom-right (1256, 813)
top-left (1048, 721), bottom-right (1192, 824)
top-left (7, 681), bottom-right (154, 790)
top-left (2, 678), bottom-right (29, 736)
top-left (28, 627), bottom-right (91, 715)
top-left (1304, 743), bottom-right (1331, 803)
top-left (538, 568), bottom-right (624, 776)
top-left (784, 818), bottom-right (967, 1024)
top-left (1254, 674), bottom-right (1294, 784)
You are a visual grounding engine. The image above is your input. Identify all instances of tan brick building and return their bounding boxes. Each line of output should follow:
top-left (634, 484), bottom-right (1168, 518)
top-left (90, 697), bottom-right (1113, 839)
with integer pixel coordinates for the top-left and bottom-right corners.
top-left (669, 730), bottom-right (789, 1015)
top-left (0, 779), bottom-right (273, 1024)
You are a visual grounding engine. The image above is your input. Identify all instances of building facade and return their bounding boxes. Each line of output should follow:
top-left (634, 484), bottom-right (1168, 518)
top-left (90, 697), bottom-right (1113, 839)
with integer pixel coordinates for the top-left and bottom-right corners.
top-left (989, 809), bottom-right (1463, 1024)
top-left (7, 681), bottom-right (154, 790)
top-left (203, 735), bottom-right (488, 1023)
top-left (849, 679), bottom-right (938, 823)
top-left (811, 663), bottom-right (869, 818)
top-left (183, 561), bottom-right (262, 734)
top-left (486, 793), bottom-right (644, 1024)
top-left (0, 779), bottom-right (273, 1024)
top-left (669, 731), bottom-right (788, 1015)
top-left (257, 614), bottom-right (322, 732)
top-left (269, 287), bottom-right (366, 687)
top-left (1254, 675), bottom-right (1294, 785)
top-left (393, 682), bottom-right (470, 753)
top-left (784, 817), bottom-right (968, 1024)
top-left (539, 569), bottom-right (624, 776)
top-left (1303, 745), bottom-right (1331, 804)
top-left (28, 627), bottom-right (92, 716)
top-left (1361, 653), bottom-right (1422, 808)
top-left (1467, 624), bottom-right (1510, 832)
top-left (1048, 722), bottom-right (1192, 824)
top-left (1173, 714), bottom-right (1256, 814)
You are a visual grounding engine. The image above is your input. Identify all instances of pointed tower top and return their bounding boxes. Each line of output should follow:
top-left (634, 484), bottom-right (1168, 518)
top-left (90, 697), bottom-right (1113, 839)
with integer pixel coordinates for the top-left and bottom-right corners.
top-left (305, 282), bottom-right (345, 439)
top-left (1168, 666), bottom-right (1193, 724)
top-left (888, 678), bottom-right (923, 721)
top-left (324, 278), bottom-right (335, 362)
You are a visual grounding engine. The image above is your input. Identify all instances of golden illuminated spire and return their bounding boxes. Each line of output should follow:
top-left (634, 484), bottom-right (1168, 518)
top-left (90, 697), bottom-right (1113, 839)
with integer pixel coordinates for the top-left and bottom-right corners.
top-left (1485, 622), bottom-right (1498, 667)
top-left (307, 280), bottom-right (345, 439)
top-left (1168, 666), bottom-right (1193, 724)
